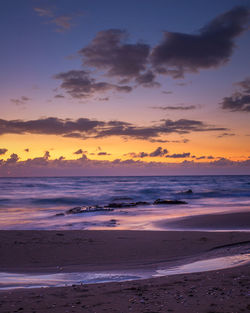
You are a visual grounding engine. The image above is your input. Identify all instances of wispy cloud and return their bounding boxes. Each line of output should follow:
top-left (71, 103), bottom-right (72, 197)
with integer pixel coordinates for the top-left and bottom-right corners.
top-left (34, 7), bottom-right (77, 32)
top-left (151, 105), bottom-right (196, 111)
top-left (10, 96), bottom-right (31, 106)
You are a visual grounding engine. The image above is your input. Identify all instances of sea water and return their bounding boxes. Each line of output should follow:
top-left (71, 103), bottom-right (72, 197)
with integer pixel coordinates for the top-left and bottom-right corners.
top-left (0, 175), bottom-right (249, 230)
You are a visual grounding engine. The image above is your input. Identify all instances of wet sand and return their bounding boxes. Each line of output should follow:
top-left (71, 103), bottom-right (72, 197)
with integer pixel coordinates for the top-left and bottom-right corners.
top-left (157, 211), bottom-right (250, 230)
top-left (0, 230), bottom-right (250, 312)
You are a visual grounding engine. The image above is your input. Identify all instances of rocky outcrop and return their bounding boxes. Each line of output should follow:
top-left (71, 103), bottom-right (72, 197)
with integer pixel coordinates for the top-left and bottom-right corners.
top-left (66, 206), bottom-right (113, 215)
top-left (153, 199), bottom-right (187, 205)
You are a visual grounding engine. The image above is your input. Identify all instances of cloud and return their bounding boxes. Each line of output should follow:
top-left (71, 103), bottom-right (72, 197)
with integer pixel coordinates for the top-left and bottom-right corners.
top-left (6, 153), bottom-right (19, 164)
top-left (79, 29), bottom-right (151, 83)
top-left (10, 96), bottom-right (31, 106)
top-left (73, 149), bottom-right (84, 155)
top-left (54, 94), bottom-right (65, 98)
top-left (0, 117), bottom-right (227, 141)
top-left (34, 7), bottom-right (76, 32)
top-left (127, 146), bottom-right (168, 158)
top-left (34, 7), bottom-right (53, 17)
top-left (54, 70), bottom-right (132, 98)
top-left (235, 77), bottom-right (250, 92)
top-left (24, 148), bottom-right (29, 152)
top-left (151, 6), bottom-right (250, 77)
top-left (1, 153), bottom-right (249, 176)
top-left (166, 152), bottom-right (190, 158)
top-left (0, 148), bottom-right (8, 155)
top-left (98, 152), bottom-right (111, 156)
top-left (149, 146), bottom-right (168, 157)
top-left (98, 97), bottom-right (109, 101)
top-left (217, 132), bottom-right (236, 138)
top-left (162, 91), bottom-right (173, 94)
top-left (151, 105), bottom-right (196, 111)
top-left (221, 77), bottom-right (250, 112)
top-left (135, 71), bottom-right (160, 87)
top-left (51, 16), bottom-right (73, 32)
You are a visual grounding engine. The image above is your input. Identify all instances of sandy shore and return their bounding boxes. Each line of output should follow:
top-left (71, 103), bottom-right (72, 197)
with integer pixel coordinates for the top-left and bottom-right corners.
top-left (0, 230), bottom-right (250, 312)
top-left (157, 211), bottom-right (250, 230)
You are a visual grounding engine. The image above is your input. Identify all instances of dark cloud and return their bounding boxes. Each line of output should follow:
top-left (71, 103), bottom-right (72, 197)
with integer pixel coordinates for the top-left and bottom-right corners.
top-left (24, 148), bottom-right (29, 152)
top-left (151, 6), bottom-right (250, 77)
top-left (98, 152), bottom-right (111, 156)
top-left (151, 105), bottom-right (196, 111)
top-left (221, 77), bottom-right (250, 112)
top-left (0, 117), bottom-right (227, 141)
top-left (54, 94), bottom-right (65, 98)
top-left (0, 148), bottom-right (8, 155)
top-left (54, 70), bottom-right (132, 98)
top-left (10, 96), bottom-right (31, 105)
top-left (149, 147), bottom-right (168, 157)
top-left (235, 77), bottom-right (250, 93)
top-left (135, 71), bottom-right (160, 87)
top-left (79, 29), bottom-right (151, 82)
top-left (73, 149), bottom-right (84, 155)
top-left (217, 132), bottom-right (236, 138)
top-left (6, 153), bottom-right (19, 164)
top-left (195, 156), bottom-right (206, 160)
top-left (127, 146), bottom-right (168, 158)
top-left (166, 152), bottom-right (190, 158)
top-left (44, 151), bottom-right (50, 160)
top-left (207, 156), bottom-right (215, 160)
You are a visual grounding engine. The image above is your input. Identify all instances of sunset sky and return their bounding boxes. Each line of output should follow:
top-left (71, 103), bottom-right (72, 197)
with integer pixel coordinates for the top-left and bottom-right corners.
top-left (1, 0), bottom-right (250, 176)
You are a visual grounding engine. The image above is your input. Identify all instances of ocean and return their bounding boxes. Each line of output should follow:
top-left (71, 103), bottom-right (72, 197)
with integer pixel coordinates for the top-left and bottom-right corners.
top-left (0, 175), bottom-right (249, 230)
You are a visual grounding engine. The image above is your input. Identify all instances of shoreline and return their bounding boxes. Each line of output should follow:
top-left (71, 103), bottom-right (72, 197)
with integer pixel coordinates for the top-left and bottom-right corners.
top-left (0, 229), bottom-right (249, 312)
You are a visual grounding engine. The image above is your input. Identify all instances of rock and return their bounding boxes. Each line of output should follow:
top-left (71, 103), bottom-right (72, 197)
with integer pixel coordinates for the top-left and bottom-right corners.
top-left (55, 213), bottom-right (65, 217)
top-left (105, 201), bottom-right (150, 208)
top-left (185, 189), bottom-right (193, 194)
top-left (153, 199), bottom-right (187, 205)
top-left (66, 206), bottom-right (113, 214)
top-left (135, 201), bottom-right (150, 206)
top-left (66, 207), bottom-right (83, 214)
top-left (105, 202), bottom-right (136, 208)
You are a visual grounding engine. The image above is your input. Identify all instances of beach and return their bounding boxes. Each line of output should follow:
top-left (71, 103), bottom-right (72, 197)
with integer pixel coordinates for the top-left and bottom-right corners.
top-left (0, 229), bottom-right (249, 312)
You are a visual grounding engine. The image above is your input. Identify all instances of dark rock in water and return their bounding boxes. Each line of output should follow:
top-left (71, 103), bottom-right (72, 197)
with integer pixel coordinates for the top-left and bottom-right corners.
top-left (55, 212), bottom-right (65, 217)
top-left (66, 206), bottom-right (113, 214)
top-left (153, 199), bottom-right (187, 205)
top-left (66, 207), bottom-right (83, 214)
top-left (105, 201), bottom-right (150, 208)
top-left (105, 202), bottom-right (135, 208)
top-left (135, 201), bottom-right (150, 206)
top-left (185, 189), bottom-right (193, 194)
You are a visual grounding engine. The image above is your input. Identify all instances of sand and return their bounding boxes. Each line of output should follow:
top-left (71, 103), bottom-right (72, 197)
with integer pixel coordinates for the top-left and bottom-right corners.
top-left (0, 229), bottom-right (250, 312)
top-left (157, 211), bottom-right (250, 230)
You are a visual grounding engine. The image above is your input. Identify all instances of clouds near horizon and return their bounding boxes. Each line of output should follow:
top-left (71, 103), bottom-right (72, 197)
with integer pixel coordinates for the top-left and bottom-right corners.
top-left (0, 117), bottom-right (227, 141)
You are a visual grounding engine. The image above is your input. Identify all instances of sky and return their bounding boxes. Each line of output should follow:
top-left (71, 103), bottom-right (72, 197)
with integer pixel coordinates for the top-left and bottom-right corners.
top-left (0, 0), bottom-right (250, 176)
